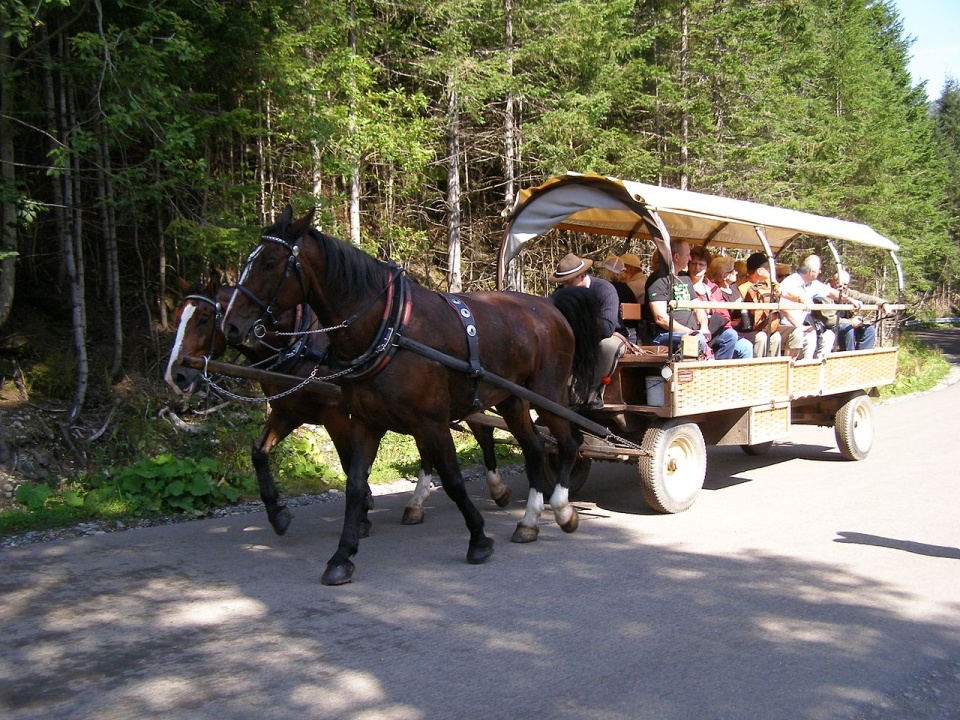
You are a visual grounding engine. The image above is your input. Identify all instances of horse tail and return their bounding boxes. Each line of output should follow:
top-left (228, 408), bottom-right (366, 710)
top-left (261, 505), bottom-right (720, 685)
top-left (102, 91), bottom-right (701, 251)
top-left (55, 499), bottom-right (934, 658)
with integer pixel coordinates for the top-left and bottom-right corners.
top-left (550, 286), bottom-right (603, 401)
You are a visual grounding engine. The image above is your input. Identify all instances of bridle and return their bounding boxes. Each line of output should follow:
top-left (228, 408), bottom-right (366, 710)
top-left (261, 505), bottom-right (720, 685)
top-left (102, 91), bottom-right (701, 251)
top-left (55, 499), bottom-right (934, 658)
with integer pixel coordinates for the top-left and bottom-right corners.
top-left (183, 293), bottom-right (224, 360)
top-left (232, 235), bottom-right (307, 337)
top-left (231, 230), bottom-right (411, 381)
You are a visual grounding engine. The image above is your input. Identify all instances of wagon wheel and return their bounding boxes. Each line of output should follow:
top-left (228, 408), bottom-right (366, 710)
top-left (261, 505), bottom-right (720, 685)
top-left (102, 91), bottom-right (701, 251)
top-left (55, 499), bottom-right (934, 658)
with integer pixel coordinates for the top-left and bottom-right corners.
top-left (740, 441), bottom-right (773, 456)
top-left (541, 454), bottom-right (592, 499)
top-left (834, 392), bottom-right (874, 461)
top-left (638, 420), bottom-right (706, 513)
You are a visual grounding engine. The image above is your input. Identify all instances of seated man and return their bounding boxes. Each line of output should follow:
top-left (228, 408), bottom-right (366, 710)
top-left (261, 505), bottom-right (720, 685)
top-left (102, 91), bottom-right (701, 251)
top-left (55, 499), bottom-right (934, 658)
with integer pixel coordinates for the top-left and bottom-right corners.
top-left (778, 254), bottom-right (835, 359)
top-left (829, 269), bottom-right (891, 351)
top-left (550, 253), bottom-right (626, 409)
top-left (645, 240), bottom-right (709, 357)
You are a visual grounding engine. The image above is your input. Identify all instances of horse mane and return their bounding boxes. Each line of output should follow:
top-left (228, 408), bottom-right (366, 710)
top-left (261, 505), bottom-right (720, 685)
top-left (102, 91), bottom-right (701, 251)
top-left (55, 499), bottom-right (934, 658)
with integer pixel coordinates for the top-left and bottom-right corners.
top-left (262, 215), bottom-right (390, 308)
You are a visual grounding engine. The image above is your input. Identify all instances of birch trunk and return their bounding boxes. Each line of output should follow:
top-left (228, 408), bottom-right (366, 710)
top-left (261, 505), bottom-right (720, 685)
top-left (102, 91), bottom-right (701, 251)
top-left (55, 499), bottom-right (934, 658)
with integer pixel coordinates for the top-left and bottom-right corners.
top-left (446, 76), bottom-right (462, 293)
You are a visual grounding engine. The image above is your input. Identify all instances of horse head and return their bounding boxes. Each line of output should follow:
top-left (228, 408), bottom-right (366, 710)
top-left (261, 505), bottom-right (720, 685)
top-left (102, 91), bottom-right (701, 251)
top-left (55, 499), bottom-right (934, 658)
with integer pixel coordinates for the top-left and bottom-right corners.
top-left (164, 273), bottom-right (228, 395)
top-left (223, 205), bottom-right (316, 346)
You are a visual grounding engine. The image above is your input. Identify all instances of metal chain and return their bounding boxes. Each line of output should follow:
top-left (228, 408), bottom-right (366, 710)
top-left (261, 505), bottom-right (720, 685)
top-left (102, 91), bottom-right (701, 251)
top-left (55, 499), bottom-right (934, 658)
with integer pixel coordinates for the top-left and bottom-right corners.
top-left (198, 360), bottom-right (351, 404)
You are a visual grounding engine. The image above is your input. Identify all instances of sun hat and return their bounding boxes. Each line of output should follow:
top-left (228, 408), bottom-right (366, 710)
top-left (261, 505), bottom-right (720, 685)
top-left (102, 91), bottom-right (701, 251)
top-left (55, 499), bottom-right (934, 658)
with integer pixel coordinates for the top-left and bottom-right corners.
top-left (599, 254), bottom-right (625, 275)
top-left (746, 252), bottom-right (769, 274)
top-left (549, 253), bottom-right (593, 283)
top-left (620, 253), bottom-right (643, 269)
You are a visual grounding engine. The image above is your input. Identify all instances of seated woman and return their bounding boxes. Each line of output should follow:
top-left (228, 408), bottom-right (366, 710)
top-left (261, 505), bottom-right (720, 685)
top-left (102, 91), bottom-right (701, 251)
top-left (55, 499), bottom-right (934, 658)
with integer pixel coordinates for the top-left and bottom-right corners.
top-left (704, 256), bottom-right (753, 359)
top-left (737, 252), bottom-right (783, 358)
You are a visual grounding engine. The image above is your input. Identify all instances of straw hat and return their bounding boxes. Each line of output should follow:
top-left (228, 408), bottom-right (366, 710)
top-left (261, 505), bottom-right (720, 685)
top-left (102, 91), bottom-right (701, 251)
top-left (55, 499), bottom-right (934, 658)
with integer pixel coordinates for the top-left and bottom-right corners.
top-left (549, 253), bottom-right (593, 283)
top-left (620, 253), bottom-right (643, 269)
top-left (599, 254), bottom-right (625, 275)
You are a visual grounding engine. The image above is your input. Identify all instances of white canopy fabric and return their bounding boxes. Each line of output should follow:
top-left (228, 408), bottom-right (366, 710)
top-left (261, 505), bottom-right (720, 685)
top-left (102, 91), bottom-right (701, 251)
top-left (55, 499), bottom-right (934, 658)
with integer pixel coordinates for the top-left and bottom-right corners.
top-left (497, 173), bottom-right (899, 289)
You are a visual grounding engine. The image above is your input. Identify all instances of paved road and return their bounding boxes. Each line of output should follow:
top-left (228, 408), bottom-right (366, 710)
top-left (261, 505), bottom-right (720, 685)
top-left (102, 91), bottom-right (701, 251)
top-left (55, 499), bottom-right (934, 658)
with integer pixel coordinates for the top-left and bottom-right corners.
top-left (3, 346), bottom-right (960, 719)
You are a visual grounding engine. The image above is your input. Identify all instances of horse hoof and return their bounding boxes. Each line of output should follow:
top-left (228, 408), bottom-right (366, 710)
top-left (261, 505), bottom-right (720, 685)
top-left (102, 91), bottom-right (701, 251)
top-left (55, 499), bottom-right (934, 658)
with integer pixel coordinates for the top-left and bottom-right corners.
top-left (271, 506), bottom-right (293, 536)
top-left (510, 522), bottom-right (539, 543)
top-left (491, 486), bottom-right (512, 508)
top-left (401, 506), bottom-right (425, 525)
top-left (466, 537), bottom-right (495, 564)
top-left (359, 520), bottom-right (372, 539)
top-left (559, 508), bottom-right (579, 534)
top-left (321, 560), bottom-right (355, 586)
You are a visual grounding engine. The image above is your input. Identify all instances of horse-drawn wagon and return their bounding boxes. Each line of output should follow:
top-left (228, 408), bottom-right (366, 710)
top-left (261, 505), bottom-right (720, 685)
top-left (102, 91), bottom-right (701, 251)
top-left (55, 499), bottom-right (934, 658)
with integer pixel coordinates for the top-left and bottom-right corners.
top-left (488, 173), bottom-right (903, 513)
top-left (166, 172), bottom-right (904, 583)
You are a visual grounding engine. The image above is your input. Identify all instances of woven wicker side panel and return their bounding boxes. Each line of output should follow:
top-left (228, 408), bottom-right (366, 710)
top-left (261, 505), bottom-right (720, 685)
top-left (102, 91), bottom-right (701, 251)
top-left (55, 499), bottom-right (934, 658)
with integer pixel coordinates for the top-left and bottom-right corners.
top-left (790, 362), bottom-right (824, 398)
top-left (823, 349), bottom-right (898, 391)
top-left (672, 360), bottom-right (790, 414)
top-left (750, 404), bottom-right (791, 440)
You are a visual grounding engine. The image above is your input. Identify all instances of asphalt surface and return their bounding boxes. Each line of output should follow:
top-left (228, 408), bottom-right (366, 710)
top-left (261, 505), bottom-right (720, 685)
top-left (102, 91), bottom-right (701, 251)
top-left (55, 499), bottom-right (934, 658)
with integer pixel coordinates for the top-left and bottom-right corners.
top-left (2, 330), bottom-right (959, 720)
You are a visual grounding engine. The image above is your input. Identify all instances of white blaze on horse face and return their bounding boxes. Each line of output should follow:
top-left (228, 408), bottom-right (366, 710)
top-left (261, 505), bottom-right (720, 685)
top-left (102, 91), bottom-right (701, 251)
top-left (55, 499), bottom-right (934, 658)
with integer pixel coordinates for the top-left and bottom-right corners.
top-left (164, 303), bottom-right (197, 393)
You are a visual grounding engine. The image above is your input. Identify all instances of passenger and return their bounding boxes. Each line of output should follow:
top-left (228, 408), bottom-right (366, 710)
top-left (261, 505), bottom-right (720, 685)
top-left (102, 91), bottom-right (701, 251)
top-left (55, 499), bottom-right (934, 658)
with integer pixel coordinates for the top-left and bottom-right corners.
top-left (776, 263), bottom-right (792, 283)
top-left (549, 253), bottom-right (627, 409)
top-left (704, 256), bottom-right (753, 359)
top-left (599, 254), bottom-right (638, 343)
top-left (734, 259), bottom-right (747, 278)
top-left (686, 250), bottom-right (738, 359)
top-left (644, 241), bottom-right (710, 357)
top-left (778, 254), bottom-right (836, 359)
top-left (829, 269), bottom-right (891, 351)
top-left (737, 252), bottom-right (783, 358)
top-left (620, 253), bottom-right (648, 304)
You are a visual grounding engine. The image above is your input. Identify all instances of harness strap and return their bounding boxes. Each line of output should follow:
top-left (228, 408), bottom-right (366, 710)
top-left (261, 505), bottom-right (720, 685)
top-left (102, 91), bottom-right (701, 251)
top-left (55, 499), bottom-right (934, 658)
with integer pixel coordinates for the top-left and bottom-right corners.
top-left (438, 293), bottom-right (483, 411)
top-left (334, 264), bottom-right (409, 380)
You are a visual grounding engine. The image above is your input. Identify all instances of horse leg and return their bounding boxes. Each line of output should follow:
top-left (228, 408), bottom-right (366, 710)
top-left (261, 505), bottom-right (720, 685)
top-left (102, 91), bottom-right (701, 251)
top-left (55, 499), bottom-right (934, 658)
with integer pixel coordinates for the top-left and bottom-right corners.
top-left (323, 408), bottom-right (373, 538)
top-left (421, 426), bottom-right (494, 565)
top-left (251, 415), bottom-right (298, 536)
top-left (322, 423), bottom-right (385, 586)
top-left (402, 454), bottom-right (433, 525)
top-left (536, 412), bottom-right (581, 534)
top-left (466, 420), bottom-right (511, 508)
top-left (496, 398), bottom-right (548, 543)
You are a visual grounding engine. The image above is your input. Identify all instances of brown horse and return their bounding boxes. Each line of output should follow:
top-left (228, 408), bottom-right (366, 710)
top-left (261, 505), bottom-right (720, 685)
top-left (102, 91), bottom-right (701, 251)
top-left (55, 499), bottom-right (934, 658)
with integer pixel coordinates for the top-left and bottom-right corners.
top-left (222, 207), bottom-right (601, 585)
top-left (164, 276), bottom-right (511, 537)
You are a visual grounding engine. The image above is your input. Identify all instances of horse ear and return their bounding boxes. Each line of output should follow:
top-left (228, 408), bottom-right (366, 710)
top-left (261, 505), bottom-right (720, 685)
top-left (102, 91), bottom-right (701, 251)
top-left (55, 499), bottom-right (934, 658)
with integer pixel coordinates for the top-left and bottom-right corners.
top-left (205, 268), bottom-right (220, 295)
top-left (278, 205), bottom-right (294, 224)
top-left (178, 276), bottom-right (192, 295)
top-left (290, 207), bottom-right (316, 239)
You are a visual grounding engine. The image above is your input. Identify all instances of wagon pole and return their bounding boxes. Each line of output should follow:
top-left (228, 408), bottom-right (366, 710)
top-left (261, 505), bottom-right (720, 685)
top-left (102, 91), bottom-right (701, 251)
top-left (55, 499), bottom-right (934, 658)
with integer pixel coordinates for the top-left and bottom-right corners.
top-left (178, 355), bottom-right (342, 401)
top-left (394, 335), bottom-right (646, 453)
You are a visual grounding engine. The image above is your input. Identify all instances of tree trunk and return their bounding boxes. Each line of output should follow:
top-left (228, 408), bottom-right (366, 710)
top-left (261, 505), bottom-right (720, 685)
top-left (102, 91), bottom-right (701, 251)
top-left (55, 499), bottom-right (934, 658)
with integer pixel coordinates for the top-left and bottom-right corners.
top-left (348, 0), bottom-right (361, 245)
top-left (680, 2), bottom-right (690, 191)
top-left (446, 75), bottom-right (462, 293)
top-left (47, 31), bottom-right (88, 425)
top-left (0, 27), bottom-right (18, 329)
top-left (503, 0), bottom-right (515, 210)
top-left (97, 137), bottom-right (123, 380)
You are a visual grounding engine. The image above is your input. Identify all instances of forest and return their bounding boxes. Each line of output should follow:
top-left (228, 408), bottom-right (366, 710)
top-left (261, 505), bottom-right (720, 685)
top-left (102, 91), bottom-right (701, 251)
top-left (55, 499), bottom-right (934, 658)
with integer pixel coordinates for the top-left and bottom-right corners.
top-left (1, 0), bottom-right (960, 430)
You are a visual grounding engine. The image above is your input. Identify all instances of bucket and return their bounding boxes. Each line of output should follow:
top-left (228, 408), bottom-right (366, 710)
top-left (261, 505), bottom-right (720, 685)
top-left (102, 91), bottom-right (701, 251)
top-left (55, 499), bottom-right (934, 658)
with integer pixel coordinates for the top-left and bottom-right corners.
top-left (645, 376), bottom-right (665, 407)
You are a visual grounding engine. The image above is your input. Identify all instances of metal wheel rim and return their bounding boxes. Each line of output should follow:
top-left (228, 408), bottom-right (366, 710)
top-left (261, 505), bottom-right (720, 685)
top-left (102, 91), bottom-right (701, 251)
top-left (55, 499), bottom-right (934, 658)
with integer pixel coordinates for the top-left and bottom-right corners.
top-left (662, 434), bottom-right (701, 503)
top-left (852, 401), bottom-right (874, 452)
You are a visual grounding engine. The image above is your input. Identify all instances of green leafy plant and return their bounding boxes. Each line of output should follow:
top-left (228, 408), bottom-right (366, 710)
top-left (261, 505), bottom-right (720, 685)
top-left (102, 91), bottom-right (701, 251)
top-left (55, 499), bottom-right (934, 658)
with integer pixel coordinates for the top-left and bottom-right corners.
top-left (113, 453), bottom-right (254, 516)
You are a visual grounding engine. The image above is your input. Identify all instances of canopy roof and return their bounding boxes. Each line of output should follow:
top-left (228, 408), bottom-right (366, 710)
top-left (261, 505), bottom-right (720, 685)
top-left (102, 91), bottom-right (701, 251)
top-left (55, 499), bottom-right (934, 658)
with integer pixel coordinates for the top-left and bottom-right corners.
top-left (497, 173), bottom-right (899, 288)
